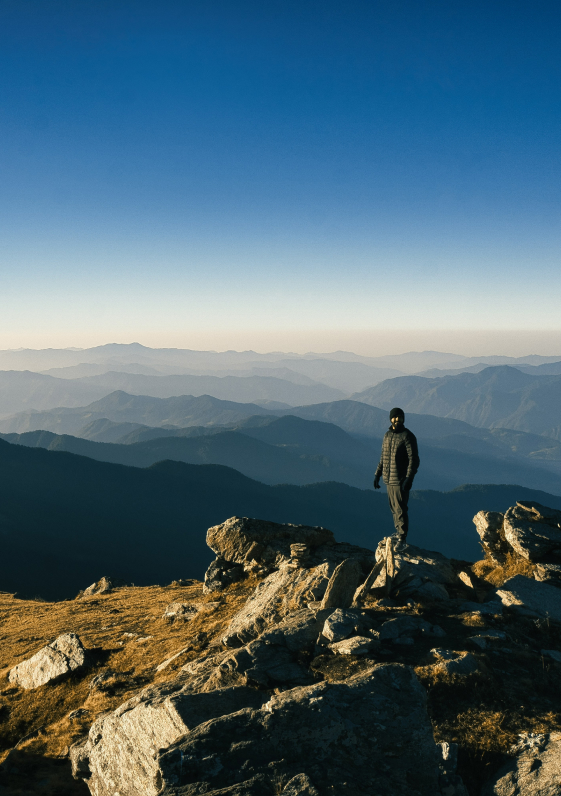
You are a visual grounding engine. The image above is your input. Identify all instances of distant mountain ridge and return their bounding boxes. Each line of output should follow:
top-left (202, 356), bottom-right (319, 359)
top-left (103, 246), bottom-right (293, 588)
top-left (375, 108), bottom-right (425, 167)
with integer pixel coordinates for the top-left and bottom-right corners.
top-left (3, 403), bottom-right (561, 495)
top-left (2, 436), bottom-right (561, 600)
top-left (352, 366), bottom-right (561, 440)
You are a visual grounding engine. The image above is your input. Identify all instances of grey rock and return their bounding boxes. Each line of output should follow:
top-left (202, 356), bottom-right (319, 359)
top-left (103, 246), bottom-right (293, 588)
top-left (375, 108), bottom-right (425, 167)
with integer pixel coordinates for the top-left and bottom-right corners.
top-left (535, 563), bottom-right (561, 585)
top-left (497, 575), bottom-right (561, 621)
top-left (72, 684), bottom-right (269, 796)
top-left (503, 504), bottom-right (561, 562)
top-left (473, 511), bottom-right (507, 563)
top-left (203, 557), bottom-right (245, 593)
top-left (389, 545), bottom-right (458, 601)
top-left (329, 636), bottom-right (379, 655)
top-left (541, 649), bottom-right (561, 663)
top-left (163, 603), bottom-right (198, 621)
top-left (81, 576), bottom-right (128, 597)
top-left (379, 615), bottom-right (434, 641)
top-left (222, 563), bottom-right (334, 647)
top-left (8, 633), bottom-right (87, 689)
top-left (157, 664), bottom-right (442, 796)
top-left (459, 600), bottom-right (503, 616)
top-left (437, 740), bottom-right (458, 774)
top-left (209, 610), bottom-right (329, 690)
top-left (431, 649), bottom-right (480, 676)
top-left (206, 516), bottom-right (335, 569)
top-left (517, 500), bottom-right (561, 525)
top-left (414, 581), bottom-right (450, 601)
top-left (322, 609), bottom-right (360, 642)
top-left (68, 708), bottom-right (90, 720)
top-left (482, 731), bottom-right (561, 795)
top-left (282, 773), bottom-right (319, 795)
top-left (320, 558), bottom-right (363, 609)
top-left (70, 738), bottom-right (91, 780)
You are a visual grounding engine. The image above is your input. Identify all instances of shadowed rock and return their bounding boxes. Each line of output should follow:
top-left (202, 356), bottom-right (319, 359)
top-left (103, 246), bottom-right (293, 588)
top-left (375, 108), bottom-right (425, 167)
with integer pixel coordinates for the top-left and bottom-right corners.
top-left (157, 664), bottom-right (441, 796)
top-left (496, 575), bottom-right (561, 621)
top-left (482, 731), bottom-right (561, 795)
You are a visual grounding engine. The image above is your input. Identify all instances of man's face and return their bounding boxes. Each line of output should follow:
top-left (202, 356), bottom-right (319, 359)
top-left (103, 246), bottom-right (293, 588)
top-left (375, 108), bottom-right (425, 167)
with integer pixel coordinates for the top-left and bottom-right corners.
top-left (391, 415), bottom-right (404, 429)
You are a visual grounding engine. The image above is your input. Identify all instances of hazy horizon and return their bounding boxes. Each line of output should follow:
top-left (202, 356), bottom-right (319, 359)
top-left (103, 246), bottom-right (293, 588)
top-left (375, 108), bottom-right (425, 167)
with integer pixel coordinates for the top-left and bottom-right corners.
top-left (2, 330), bottom-right (561, 359)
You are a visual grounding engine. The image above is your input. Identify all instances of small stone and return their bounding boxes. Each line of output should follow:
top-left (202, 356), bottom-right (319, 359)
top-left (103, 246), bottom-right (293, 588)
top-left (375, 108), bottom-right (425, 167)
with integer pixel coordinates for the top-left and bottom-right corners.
top-left (81, 576), bottom-right (128, 597)
top-left (322, 609), bottom-right (359, 642)
top-left (163, 602), bottom-right (198, 621)
top-left (329, 635), bottom-right (379, 655)
top-left (431, 650), bottom-right (479, 676)
top-left (68, 708), bottom-right (90, 720)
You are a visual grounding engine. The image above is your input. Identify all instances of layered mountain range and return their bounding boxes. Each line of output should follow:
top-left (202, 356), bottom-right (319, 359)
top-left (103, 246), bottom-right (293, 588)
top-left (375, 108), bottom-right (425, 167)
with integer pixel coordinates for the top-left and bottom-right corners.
top-left (1, 344), bottom-right (561, 602)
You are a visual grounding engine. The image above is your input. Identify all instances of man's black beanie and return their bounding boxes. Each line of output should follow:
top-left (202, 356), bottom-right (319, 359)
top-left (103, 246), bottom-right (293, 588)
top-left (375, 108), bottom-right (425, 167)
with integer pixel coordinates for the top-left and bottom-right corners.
top-left (390, 407), bottom-right (404, 420)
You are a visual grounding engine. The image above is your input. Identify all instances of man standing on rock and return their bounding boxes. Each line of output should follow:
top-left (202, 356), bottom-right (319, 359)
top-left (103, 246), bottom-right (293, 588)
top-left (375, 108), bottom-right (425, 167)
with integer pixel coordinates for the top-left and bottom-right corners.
top-left (373, 408), bottom-right (420, 551)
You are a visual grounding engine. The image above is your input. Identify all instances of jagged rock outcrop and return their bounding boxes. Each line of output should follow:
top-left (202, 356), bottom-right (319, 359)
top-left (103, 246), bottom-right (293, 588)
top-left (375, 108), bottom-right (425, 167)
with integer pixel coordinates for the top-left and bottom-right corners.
top-left (504, 502), bottom-right (561, 561)
top-left (81, 576), bottom-right (129, 597)
top-left (70, 514), bottom-right (504, 796)
top-left (9, 633), bottom-right (87, 689)
top-left (206, 516), bottom-right (335, 567)
top-left (473, 511), bottom-right (509, 564)
top-left (482, 732), bottom-right (561, 795)
top-left (474, 501), bottom-right (561, 565)
top-left (377, 542), bottom-right (460, 602)
top-left (156, 664), bottom-right (441, 796)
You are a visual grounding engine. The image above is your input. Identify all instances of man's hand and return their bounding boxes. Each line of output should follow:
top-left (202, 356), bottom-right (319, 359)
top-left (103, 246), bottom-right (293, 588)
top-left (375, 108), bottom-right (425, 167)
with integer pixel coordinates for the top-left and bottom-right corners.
top-left (402, 476), bottom-right (413, 491)
top-left (373, 475), bottom-right (381, 490)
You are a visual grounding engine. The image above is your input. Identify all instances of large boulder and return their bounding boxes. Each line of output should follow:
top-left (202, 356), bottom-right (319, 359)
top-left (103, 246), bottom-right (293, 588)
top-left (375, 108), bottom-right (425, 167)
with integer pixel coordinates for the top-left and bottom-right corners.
top-left (473, 511), bottom-right (508, 564)
top-left (206, 516), bottom-right (335, 569)
top-left (221, 562), bottom-right (334, 647)
top-left (482, 731), bottom-right (561, 795)
top-left (204, 516), bottom-right (374, 595)
top-left (72, 684), bottom-right (268, 796)
top-left (156, 664), bottom-right (442, 796)
top-left (8, 633), bottom-right (87, 690)
top-left (384, 544), bottom-right (459, 601)
top-left (496, 575), bottom-right (561, 621)
top-left (503, 503), bottom-right (561, 562)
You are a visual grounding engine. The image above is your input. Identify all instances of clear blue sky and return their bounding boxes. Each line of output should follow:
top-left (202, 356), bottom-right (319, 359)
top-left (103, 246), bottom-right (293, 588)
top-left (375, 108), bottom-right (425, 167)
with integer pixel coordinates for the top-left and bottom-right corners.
top-left (1, 0), bottom-right (560, 353)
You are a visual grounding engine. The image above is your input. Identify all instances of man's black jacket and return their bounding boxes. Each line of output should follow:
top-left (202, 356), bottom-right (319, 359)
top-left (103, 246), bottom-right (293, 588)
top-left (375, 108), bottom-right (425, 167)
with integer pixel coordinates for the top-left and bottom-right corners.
top-left (374, 426), bottom-right (420, 485)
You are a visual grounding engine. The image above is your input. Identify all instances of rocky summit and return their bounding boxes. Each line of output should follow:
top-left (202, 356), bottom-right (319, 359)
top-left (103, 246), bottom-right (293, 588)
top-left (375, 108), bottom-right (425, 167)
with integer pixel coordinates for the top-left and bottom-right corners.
top-left (1, 501), bottom-right (561, 795)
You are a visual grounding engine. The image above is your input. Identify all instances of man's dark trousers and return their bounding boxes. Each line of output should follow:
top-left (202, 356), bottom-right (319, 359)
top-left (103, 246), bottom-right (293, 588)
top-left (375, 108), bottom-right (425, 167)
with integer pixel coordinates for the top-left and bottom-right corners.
top-left (387, 483), bottom-right (409, 540)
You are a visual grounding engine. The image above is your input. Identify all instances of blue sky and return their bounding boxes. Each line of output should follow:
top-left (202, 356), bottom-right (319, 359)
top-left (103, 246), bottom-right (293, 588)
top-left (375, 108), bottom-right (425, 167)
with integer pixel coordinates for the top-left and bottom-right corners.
top-left (1, 0), bottom-right (560, 353)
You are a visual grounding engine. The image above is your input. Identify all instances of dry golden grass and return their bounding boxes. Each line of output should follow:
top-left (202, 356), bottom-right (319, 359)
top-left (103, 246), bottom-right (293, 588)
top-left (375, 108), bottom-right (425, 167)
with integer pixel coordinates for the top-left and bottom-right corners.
top-left (473, 552), bottom-right (536, 587)
top-left (0, 576), bottom-right (259, 794)
top-left (1, 555), bottom-right (561, 796)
